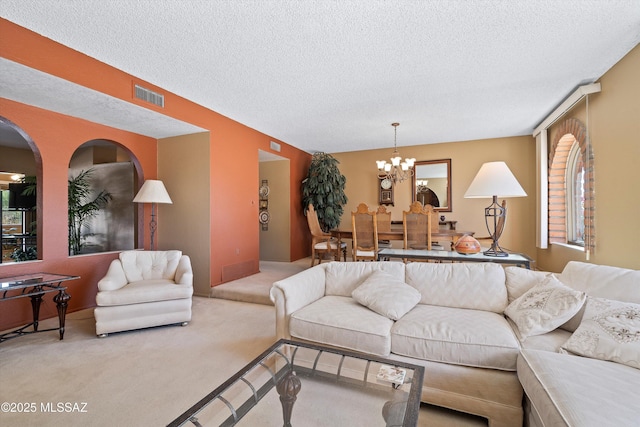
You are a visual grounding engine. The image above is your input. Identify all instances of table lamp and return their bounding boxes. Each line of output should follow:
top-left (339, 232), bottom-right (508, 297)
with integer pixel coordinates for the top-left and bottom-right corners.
top-left (464, 162), bottom-right (526, 257)
top-left (133, 179), bottom-right (172, 250)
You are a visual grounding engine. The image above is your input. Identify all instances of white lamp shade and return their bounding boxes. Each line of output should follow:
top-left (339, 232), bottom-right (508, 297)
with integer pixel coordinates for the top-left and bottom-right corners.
top-left (464, 161), bottom-right (527, 198)
top-left (133, 180), bottom-right (173, 204)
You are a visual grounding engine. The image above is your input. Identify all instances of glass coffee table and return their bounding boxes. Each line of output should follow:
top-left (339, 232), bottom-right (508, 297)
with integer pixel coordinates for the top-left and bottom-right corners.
top-left (168, 339), bottom-right (424, 426)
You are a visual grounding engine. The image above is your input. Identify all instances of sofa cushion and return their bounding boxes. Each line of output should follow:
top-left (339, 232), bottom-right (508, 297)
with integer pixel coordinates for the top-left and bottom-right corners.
top-left (96, 279), bottom-right (193, 306)
top-left (351, 270), bottom-right (421, 320)
top-left (561, 297), bottom-right (640, 369)
top-left (391, 304), bottom-right (520, 370)
top-left (559, 261), bottom-right (640, 333)
top-left (289, 295), bottom-right (393, 356)
top-left (515, 323), bottom-right (572, 352)
top-left (504, 267), bottom-right (549, 303)
top-left (505, 275), bottom-right (586, 340)
top-left (119, 250), bottom-right (182, 283)
top-left (405, 262), bottom-right (508, 313)
top-left (518, 349), bottom-right (640, 427)
top-left (324, 261), bottom-right (405, 296)
top-left (560, 261), bottom-right (640, 303)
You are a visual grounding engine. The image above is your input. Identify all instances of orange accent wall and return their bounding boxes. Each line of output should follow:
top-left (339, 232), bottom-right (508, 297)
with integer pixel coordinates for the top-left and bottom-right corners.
top-left (0, 98), bottom-right (157, 330)
top-left (0, 19), bottom-right (312, 330)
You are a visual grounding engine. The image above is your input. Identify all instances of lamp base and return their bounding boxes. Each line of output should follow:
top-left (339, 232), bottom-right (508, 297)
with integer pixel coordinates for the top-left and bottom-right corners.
top-left (483, 247), bottom-right (509, 257)
top-left (483, 197), bottom-right (509, 257)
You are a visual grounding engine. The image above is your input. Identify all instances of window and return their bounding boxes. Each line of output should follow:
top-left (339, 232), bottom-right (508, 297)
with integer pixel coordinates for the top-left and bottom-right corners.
top-left (548, 118), bottom-right (595, 252)
top-left (566, 142), bottom-right (585, 246)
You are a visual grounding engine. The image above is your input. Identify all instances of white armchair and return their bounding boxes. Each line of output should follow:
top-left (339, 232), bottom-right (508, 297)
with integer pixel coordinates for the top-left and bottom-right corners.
top-left (94, 250), bottom-right (194, 337)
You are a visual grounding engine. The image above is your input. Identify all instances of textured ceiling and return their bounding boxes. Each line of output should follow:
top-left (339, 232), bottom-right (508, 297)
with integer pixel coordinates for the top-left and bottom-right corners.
top-left (0, 58), bottom-right (206, 144)
top-left (1, 1), bottom-right (639, 154)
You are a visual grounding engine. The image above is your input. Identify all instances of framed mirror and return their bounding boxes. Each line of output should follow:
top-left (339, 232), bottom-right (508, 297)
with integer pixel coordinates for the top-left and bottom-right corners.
top-left (412, 159), bottom-right (451, 212)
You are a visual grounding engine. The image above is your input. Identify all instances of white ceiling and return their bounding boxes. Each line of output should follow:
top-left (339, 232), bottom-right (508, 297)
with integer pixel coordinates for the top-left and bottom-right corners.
top-left (1, 1), bottom-right (639, 154)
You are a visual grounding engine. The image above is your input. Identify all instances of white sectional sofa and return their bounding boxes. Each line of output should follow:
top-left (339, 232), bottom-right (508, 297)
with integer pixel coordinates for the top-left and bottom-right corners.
top-left (270, 260), bottom-right (640, 427)
top-left (516, 262), bottom-right (640, 427)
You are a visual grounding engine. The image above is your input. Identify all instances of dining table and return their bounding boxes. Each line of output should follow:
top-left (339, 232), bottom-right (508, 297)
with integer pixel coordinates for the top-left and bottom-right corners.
top-left (330, 228), bottom-right (474, 250)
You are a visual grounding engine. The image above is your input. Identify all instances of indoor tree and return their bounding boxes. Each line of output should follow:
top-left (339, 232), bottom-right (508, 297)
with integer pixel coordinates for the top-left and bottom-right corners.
top-left (302, 152), bottom-right (348, 231)
top-left (68, 168), bottom-right (112, 255)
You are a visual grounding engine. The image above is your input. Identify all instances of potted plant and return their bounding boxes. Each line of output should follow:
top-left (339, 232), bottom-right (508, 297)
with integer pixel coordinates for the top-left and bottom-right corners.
top-left (68, 168), bottom-right (112, 255)
top-left (10, 246), bottom-right (37, 262)
top-left (301, 152), bottom-right (348, 231)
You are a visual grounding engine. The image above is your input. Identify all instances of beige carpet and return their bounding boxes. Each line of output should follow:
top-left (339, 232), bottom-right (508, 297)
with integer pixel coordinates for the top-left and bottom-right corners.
top-left (1, 260), bottom-right (487, 426)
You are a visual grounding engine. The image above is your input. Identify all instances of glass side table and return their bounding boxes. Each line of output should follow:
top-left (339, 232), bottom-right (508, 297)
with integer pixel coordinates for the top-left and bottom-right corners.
top-left (0, 273), bottom-right (79, 343)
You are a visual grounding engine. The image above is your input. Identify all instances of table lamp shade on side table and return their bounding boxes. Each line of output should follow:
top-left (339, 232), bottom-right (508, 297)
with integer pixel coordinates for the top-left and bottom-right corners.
top-left (464, 162), bottom-right (526, 257)
top-left (133, 180), bottom-right (173, 250)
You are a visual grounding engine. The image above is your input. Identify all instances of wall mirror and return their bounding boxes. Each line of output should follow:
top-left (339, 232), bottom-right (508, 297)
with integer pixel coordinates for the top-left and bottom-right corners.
top-left (412, 159), bottom-right (452, 212)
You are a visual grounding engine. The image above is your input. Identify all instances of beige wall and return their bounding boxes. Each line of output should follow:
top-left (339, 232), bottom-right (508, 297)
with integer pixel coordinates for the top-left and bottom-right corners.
top-left (259, 159), bottom-right (291, 261)
top-left (0, 146), bottom-right (36, 176)
top-left (158, 132), bottom-right (211, 296)
top-left (536, 43), bottom-right (640, 271)
top-left (333, 135), bottom-right (537, 259)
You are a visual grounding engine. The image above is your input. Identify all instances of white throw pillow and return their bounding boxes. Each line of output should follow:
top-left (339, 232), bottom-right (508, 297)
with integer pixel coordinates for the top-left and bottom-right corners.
top-left (504, 267), bottom-right (550, 303)
top-left (561, 297), bottom-right (640, 369)
top-left (505, 274), bottom-right (586, 340)
top-left (352, 270), bottom-right (421, 320)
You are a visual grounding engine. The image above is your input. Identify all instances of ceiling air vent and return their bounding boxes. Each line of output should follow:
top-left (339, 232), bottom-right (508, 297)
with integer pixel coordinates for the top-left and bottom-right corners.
top-left (134, 84), bottom-right (164, 108)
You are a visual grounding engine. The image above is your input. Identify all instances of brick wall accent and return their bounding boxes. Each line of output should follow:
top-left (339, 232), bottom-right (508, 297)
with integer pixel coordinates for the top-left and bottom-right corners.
top-left (548, 118), bottom-right (595, 252)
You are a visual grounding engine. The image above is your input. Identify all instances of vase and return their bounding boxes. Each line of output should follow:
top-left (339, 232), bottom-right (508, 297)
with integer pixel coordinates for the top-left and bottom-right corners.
top-left (454, 234), bottom-right (481, 255)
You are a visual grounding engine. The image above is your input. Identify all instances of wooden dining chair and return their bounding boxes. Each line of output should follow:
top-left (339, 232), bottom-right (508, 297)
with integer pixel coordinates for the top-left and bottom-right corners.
top-left (376, 205), bottom-right (393, 249)
top-left (351, 203), bottom-right (378, 261)
top-left (424, 203), bottom-right (448, 249)
top-left (403, 201), bottom-right (432, 251)
top-left (306, 204), bottom-right (347, 267)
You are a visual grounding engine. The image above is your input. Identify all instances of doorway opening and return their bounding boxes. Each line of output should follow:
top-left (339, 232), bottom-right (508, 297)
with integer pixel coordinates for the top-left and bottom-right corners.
top-left (258, 150), bottom-right (290, 261)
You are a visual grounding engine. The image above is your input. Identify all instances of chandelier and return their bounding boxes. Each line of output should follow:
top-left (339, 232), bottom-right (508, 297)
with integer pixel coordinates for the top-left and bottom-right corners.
top-left (376, 123), bottom-right (415, 184)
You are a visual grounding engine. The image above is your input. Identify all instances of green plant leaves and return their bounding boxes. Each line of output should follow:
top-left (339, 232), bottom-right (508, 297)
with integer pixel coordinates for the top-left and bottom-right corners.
top-left (301, 152), bottom-right (348, 232)
top-left (68, 168), bottom-right (112, 255)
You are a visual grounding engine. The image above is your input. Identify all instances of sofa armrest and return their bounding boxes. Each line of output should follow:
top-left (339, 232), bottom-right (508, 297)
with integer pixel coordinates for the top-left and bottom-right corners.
top-left (175, 255), bottom-right (194, 287)
top-left (270, 264), bottom-right (327, 340)
top-left (97, 259), bottom-right (129, 291)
